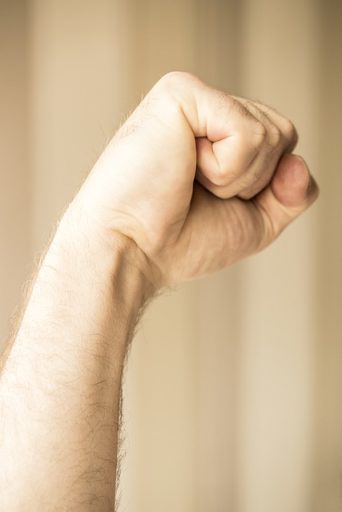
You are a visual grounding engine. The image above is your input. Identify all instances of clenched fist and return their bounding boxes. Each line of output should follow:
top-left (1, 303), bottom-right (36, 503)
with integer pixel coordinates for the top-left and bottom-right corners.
top-left (71, 72), bottom-right (319, 288)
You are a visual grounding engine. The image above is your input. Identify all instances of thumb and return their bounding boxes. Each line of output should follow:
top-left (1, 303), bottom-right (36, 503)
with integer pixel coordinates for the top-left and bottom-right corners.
top-left (254, 153), bottom-right (319, 245)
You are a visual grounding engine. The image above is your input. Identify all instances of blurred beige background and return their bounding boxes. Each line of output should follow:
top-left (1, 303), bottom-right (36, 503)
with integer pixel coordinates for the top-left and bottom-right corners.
top-left (0, 0), bottom-right (341, 511)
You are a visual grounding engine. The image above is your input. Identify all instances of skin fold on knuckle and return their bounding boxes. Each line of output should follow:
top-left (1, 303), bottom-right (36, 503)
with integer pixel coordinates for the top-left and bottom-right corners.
top-left (268, 125), bottom-right (282, 148)
top-left (249, 121), bottom-right (267, 155)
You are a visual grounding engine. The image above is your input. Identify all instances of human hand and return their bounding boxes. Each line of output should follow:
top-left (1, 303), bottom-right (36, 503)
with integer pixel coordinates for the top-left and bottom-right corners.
top-left (71, 72), bottom-right (319, 288)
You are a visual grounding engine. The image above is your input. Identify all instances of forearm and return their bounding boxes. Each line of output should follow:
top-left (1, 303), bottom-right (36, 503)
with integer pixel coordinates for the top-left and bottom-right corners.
top-left (0, 206), bottom-right (151, 511)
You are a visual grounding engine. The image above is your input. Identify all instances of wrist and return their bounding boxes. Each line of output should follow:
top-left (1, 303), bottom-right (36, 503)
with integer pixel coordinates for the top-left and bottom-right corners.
top-left (51, 203), bottom-right (158, 303)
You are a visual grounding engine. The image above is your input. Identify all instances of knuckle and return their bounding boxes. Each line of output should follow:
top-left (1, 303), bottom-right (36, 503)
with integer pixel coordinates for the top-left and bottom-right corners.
top-left (211, 171), bottom-right (229, 187)
top-left (157, 71), bottom-right (199, 91)
top-left (252, 121), bottom-right (267, 147)
top-left (269, 126), bottom-right (282, 148)
top-left (230, 97), bottom-right (255, 122)
top-left (283, 118), bottom-right (297, 142)
top-left (211, 155), bottom-right (240, 186)
top-left (205, 160), bottom-right (230, 186)
top-left (238, 189), bottom-right (254, 200)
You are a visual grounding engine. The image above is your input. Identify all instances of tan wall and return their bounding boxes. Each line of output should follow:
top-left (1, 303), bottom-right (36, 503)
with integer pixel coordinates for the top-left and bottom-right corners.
top-left (0, 1), bottom-right (29, 341)
top-left (0, 1), bottom-right (341, 511)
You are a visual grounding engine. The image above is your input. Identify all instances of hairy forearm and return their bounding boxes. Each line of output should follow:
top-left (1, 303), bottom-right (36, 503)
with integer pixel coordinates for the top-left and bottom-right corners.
top-left (0, 207), bottom-right (151, 511)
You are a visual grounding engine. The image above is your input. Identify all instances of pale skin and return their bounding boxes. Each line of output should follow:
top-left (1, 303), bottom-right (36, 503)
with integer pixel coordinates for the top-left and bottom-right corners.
top-left (0, 72), bottom-right (319, 510)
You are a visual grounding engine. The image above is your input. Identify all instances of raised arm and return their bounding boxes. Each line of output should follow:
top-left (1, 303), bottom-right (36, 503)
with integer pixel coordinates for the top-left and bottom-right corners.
top-left (0, 72), bottom-right (318, 511)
